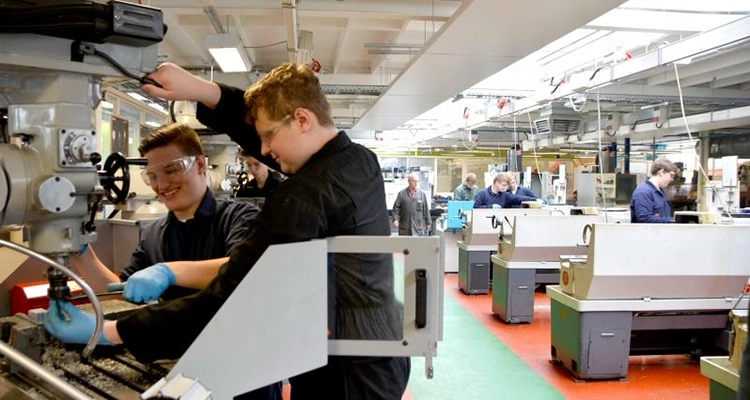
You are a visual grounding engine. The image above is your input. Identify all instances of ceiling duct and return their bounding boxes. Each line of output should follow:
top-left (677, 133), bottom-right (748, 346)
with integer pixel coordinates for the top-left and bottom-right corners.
top-left (533, 102), bottom-right (583, 138)
top-left (710, 134), bottom-right (750, 158)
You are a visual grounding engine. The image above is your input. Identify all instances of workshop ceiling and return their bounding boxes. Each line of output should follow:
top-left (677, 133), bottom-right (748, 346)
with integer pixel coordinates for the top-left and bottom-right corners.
top-left (130, 0), bottom-right (750, 152)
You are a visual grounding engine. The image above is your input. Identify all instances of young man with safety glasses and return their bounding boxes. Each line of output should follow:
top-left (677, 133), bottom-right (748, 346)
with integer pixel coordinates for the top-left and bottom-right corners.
top-left (60, 122), bottom-right (282, 399)
top-left (46, 62), bottom-right (409, 399)
top-left (70, 123), bottom-right (261, 304)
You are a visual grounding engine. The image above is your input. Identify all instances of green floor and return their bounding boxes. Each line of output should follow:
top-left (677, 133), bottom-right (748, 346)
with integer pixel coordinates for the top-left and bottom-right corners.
top-left (407, 293), bottom-right (565, 400)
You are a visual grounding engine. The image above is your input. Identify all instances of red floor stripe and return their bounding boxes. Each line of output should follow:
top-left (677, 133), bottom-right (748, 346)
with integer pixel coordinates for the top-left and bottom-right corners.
top-left (444, 274), bottom-right (709, 400)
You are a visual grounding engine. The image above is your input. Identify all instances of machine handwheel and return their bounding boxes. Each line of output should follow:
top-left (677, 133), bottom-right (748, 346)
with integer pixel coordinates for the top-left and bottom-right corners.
top-left (100, 152), bottom-right (131, 204)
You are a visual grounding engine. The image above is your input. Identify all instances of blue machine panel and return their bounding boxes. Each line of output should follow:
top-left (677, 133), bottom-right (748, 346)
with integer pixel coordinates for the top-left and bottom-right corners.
top-left (446, 200), bottom-right (475, 230)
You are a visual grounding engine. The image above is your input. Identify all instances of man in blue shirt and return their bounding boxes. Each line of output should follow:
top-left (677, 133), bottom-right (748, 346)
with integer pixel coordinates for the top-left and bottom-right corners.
top-left (630, 158), bottom-right (677, 223)
top-left (505, 172), bottom-right (538, 204)
top-left (474, 173), bottom-right (537, 208)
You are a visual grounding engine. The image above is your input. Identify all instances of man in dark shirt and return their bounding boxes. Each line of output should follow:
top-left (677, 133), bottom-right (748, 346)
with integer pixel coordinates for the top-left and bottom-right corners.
top-left (46, 62), bottom-right (409, 399)
top-left (474, 173), bottom-right (537, 208)
top-left (630, 158), bottom-right (676, 223)
top-left (235, 150), bottom-right (284, 198)
top-left (72, 123), bottom-right (259, 301)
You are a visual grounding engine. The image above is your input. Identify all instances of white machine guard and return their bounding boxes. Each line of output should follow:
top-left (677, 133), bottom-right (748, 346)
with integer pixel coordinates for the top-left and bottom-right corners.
top-left (167, 240), bottom-right (328, 399)
top-left (327, 236), bottom-right (443, 379)
top-left (167, 236), bottom-right (443, 397)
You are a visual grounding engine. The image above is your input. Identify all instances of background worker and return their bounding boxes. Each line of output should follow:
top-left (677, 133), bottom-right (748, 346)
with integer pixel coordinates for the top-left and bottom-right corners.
top-left (236, 149), bottom-right (284, 198)
top-left (453, 172), bottom-right (478, 201)
top-left (46, 62), bottom-right (409, 399)
top-left (505, 172), bottom-right (538, 198)
top-left (630, 158), bottom-right (677, 223)
top-left (392, 172), bottom-right (431, 236)
top-left (473, 173), bottom-right (538, 208)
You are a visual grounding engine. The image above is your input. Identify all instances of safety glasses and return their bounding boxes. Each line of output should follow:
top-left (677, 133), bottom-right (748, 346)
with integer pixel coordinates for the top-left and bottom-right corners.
top-left (258, 114), bottom-right (293, 145)
top-left (141, 155), bottom-right (198, 185)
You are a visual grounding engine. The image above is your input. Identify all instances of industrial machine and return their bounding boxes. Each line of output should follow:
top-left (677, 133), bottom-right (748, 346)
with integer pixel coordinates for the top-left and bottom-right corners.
top-left (491, 215), bottom-right (603, 324)
top-left (458, 207), bottom-right (570, 294)
top-left (549, 223), bottom-right (750, 380)
top-left (0, 1), bottom-right (171, 397)
top-left (0, 3), bottom-right (443, 398)
top-left (436, 200), bottom-right (474, 274)
top-left (701, 308), bottom-right (747, 400)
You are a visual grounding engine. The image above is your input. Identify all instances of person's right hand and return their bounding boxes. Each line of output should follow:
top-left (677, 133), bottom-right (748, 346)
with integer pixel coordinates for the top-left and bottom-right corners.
top-left (393, 220), bottom-right (399, 228)
top-left (45, 301), bottom-right (113, 345)
top-left (141, 63), bottom-right (220, 107)
top-left (123, 262), bottom-right (176, 303)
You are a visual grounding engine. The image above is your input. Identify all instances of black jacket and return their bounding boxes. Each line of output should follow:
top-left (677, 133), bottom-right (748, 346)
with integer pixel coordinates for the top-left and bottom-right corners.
top-left (235, 172), bottom-right (283, 198)
top-left (117, 84), bottom-right (402, 360)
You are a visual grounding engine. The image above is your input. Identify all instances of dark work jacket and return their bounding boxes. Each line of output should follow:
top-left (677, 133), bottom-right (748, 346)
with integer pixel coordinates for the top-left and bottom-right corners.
top-left (117, 84), bottom-right (402, 362)
top-left (118, 190), bottom-right (258, 300)
top-left (235, 172), bottom-right (283, 198)
top-left (509, 186), bottom-right (538, 208)
top-left (630, 180), bottom-right (672, 223)
top-left (473, 186), bottom-right (536, 208)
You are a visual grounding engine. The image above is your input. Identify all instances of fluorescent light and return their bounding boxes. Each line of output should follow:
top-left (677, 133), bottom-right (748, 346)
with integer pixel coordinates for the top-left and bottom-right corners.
top-left (206, 34), bottom-right (251, 73)
top-left (145, 121), bottom-right (161, 128)
top-left (126, 92), bottom-right (148, 102)
top-left (100, 100), bottom-right (114, 109)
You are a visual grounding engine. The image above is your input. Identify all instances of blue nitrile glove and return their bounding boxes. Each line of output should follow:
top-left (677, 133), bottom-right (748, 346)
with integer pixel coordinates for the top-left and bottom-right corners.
top-left (44, 301), bottom-right (113, 345)
top-left (492, 204), bottom-right (502, 209)
top-left (77, 243), bottom-right (89, 256)
top-left (123, 262), bottom-right (176, 303)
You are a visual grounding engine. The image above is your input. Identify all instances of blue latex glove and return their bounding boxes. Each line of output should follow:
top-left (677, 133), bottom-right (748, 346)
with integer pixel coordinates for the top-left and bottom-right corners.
top-left (123, 262), bottom-right (176, 303)
top-left (44, 301), bottom-right (112, 345)
top-left (492, 204), bottom-right (502, 209)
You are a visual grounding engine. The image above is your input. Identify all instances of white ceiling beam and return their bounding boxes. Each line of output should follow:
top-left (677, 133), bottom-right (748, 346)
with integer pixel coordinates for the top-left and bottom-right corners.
top-left (159, 12), bottom-right (211, 65)
top-left (355, 0), bottom-right (627, 131)
top-left (370, 19), bottom-right (412, 74)
top-left (232, 14), bottom-right (258, 69)
top-left (679, 64), bottom-right (750, 88)
top-left (584, 9), bottom-right (742, 33)
top-left (595, 83), bottom-right (750, 99)
top-left (281, 0), bottom-right (299, 63)
top-left (712, 72), bottom-right (750, 89)
top-left (332, 18), bottom-right (351, 74)
top-left (152, 0), bottom-right (459, 18)
top-left (647, 48), bottom-right (750, 86)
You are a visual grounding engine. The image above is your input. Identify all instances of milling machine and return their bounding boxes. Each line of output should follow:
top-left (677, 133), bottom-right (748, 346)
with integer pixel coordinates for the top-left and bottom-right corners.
top-left (0, 1), bottom-right (178, 398)
top-left (549, 223), bottom-right (750, 380)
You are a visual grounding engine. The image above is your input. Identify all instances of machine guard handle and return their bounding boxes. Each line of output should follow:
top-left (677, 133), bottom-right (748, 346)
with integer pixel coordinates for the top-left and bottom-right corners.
top-left (415, 269), bottom-right (427, 329)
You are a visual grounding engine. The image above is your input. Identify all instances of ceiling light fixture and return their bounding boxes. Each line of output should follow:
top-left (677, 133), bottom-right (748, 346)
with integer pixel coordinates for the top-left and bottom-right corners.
top-left (206, 34), bottom-right (252, 73)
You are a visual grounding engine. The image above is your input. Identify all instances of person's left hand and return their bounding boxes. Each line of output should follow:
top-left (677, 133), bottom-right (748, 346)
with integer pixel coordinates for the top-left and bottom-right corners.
top-left (123, 262), bottom-right (176, 303)
top-left (44, 301), bottom-right (113, 345)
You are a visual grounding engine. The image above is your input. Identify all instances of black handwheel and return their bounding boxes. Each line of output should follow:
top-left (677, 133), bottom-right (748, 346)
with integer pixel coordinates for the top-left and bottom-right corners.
top-left (99, 152), bottom-right (131, 204)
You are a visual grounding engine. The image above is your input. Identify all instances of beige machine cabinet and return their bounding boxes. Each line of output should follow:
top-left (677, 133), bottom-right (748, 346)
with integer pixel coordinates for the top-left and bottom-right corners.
top-left (492, 215), bottom-right (603, 323)
top-left (457, 207), bottom-right (570, 294)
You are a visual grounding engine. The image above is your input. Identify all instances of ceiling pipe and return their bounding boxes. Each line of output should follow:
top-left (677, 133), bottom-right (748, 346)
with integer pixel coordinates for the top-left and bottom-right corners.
top-left (204, 6), bottom-right (226, 34)
top-left (281, 0), bottom-right (299, 63)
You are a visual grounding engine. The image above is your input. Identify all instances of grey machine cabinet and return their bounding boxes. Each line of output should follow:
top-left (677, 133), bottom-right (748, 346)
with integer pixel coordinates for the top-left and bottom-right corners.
top-left (458, 248), bottom-right (494, 295)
